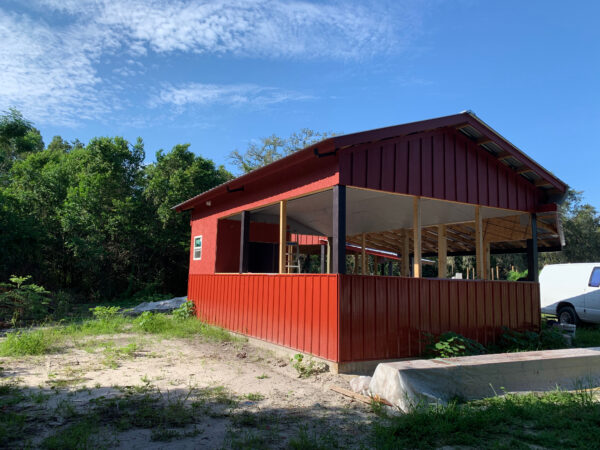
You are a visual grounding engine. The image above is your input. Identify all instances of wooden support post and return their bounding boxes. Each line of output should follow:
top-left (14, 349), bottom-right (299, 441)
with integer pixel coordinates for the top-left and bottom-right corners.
top-left (320, 243), bottom-right (326, 274)
top-left (484, 241), bottom-right (491, 280)
top-left (401, 229), bottom-right (410, 277)
top-left (527, 213), bottom-right (539, 282)
top-left (475, 206), bottom-right (484, 279)
top-left (278, 200), bottom-right (287, 274)
top-left (353, 254), bottom-right (358, 274)
top-left (413, 197), bottom-right (422, 278)
top-left (332, 185), bottom-right (347, 274)
top-left (387, 260), bottom-right (393, 276)
top-left (361, 233), bottom-right (367, 275)
top-left (437, 224), bottom-right (447, 278)
top-left (239, 210), bottom-right (250, 273)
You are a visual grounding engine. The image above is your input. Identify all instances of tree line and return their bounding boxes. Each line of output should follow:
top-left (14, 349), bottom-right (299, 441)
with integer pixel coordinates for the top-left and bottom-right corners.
top-left (0, 109), bottom-right (332, 302)
top-left (1, 108), bottom-right (599, 302)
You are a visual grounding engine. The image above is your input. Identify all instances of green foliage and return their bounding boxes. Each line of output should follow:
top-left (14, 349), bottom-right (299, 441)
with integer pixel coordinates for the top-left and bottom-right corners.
top-left (573, 326), bottom-right (600, 347)
top-left (290, 353), bottom-right (328, 378)
top-left (424, 332), bottom-right (488, 358)
top-left (90, 305), bottom-right (121, 321)
top-left (496, 326), bottom-right (568, 352)
top-left (0, 275), bottom-right (50, 325)
top-left (172, 300), bottom-right (195, 320)
top-left (542, 189), bottom-right (600, 265)
top-left (0, 330), bottom-right (54, 356)
top-left (0, 109), bottom-right (232, 301)
top-left (228, 129), bottom-right (335, 174)
top-left (373, 388), bottom-right (599, 449)
top-left (506, 269), bottom-right (528, 281)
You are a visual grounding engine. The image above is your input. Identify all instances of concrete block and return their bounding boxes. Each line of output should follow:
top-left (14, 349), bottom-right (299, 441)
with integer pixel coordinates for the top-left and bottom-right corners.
top-left (369, 348), bottom-right (600, 412)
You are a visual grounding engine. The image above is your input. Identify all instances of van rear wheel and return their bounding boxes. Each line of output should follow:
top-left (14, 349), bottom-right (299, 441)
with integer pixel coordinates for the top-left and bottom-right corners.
top-left (557, 305), bottom-right (579, 325)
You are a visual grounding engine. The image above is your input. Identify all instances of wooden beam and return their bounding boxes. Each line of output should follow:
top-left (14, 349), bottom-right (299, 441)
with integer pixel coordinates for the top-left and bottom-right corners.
top-left (413, 197), bottom-right (422, 278)
top-left (497, 151), bottom-right (512, 161)
top-left (517, 167), bottom-right (534, 175)
top-left (438, 224), bottom-right (447, 278)
top-left (535, 179), bottom-right (552, 187)
top-left (320, 243), bottom-right (326, 274)
top-left (278, 200), bottom-right (287, 274)
top-left (475, 206), bottom-right (484, 279)
top-left (239, 210), bottom-right (250, 273)
top-left (484, 240), bottom-right (491, 280)
top-left (400, 230), bottom-right (409, 277)
top-left (361, 233), bottom-right (367, 275)
top-left (476, 137), bottom-right (493, 145)
top-left (332, 185), bottom-right (346, 274)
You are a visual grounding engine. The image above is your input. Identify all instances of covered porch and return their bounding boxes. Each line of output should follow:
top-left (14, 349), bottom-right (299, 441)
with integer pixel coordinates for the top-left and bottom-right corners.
top-left (222, 185), bottom-right (563, 281)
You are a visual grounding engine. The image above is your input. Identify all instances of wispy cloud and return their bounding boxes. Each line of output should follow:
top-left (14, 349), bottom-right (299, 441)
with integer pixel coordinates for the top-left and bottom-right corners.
top-left (0, 0), bottom-right (422, 125)
top-left (152, 83), bottom-right (313, 109)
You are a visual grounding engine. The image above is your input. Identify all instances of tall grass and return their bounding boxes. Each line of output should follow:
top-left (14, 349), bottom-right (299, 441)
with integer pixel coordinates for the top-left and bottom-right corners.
top-left (373, 389), bottom-right (599, 449)
top-left (0, 330), bottom-right (56, 356)
top-left (0, 312), bottom-right (235, 357)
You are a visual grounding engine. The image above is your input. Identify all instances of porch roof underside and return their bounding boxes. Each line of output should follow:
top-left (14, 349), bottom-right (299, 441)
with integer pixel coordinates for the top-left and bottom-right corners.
top-left (226, 187), bottom-right (563, 256)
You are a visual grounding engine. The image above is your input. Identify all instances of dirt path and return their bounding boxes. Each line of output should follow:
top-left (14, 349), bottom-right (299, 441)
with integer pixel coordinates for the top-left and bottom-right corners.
top-left (0, 333), bottom-right (374, 448)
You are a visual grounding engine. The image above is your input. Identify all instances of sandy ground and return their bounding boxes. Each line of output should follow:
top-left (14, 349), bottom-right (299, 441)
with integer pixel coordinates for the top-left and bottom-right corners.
top-left (0, 333), bottom-right (374, 448)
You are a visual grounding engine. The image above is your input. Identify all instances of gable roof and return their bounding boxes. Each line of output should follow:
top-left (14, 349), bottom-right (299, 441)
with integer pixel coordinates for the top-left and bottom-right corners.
top-left (174, 111), bottom-right (568, 212)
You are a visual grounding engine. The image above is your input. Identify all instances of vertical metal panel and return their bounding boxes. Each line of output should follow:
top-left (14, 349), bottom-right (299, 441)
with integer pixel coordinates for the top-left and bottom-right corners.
top-left (408, 138), bottom-right (421, 196)
top-left (381, 143), bottom-right (396, 192)
top-left (336, 276), bottom-right (541, 362)
top-left (367, 145), bottom-right (382, 190)
top-left (444, 132), bottom-right (456, 201)
top-left (188, 274), bottom-right (339, 361)
top-left (432, 133), bottom-right (445, 199)
top-left (421, 135), bottom-right (433, 198)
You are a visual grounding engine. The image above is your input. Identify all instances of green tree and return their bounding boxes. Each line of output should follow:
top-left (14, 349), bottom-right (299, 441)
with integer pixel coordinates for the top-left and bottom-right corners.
top-left (143, 144), bottom-right (232, 293)
top-left (542, 190), bottom-right (600, 264)
top-left (0, 108), bottom-right (44, 183)
top-left (228, 128), bottom-right (335, 174)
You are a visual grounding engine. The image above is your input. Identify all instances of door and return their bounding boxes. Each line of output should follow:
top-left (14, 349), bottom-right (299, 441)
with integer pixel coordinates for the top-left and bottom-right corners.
top-left (584, 267), bottom-right (600, 322)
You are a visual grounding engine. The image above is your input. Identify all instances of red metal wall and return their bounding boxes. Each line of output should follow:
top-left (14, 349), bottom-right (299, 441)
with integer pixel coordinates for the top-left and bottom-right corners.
top-left (188, 274), bottom-right (339, 361)
top-left (338, 275), bottom-right (540, 362)
top-left (339, 127), bottom-right (538, 212)
top-left (188, 274), bottom-right (540, 364)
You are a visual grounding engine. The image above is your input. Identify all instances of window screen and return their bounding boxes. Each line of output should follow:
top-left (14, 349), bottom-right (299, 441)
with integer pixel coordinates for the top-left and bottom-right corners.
top-left (193, 236), bottom-right (202, 260)
top-left (589, 267), bottom-right (600, 288)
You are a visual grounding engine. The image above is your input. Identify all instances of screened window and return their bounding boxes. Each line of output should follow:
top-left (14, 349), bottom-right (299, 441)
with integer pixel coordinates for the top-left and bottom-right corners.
top-left (193, 236), bottom-right (202, 260)
top-left (589, 267), bottom-right (600, 288)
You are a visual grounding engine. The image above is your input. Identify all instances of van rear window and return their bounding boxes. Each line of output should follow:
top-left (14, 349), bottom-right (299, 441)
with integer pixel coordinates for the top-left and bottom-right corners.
top-left (590, 267), bottom-right (600, 287)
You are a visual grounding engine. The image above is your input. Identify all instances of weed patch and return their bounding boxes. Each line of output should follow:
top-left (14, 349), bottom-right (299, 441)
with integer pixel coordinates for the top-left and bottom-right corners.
top-left (373, 389), bottom-right (600, 449)
top-left (291, 353), bottom-right (328, 378)
top-left (0, 329), bottom-right (57, 356)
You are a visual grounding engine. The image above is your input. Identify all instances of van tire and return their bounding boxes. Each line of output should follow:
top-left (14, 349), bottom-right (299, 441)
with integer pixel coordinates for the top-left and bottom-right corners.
top-left (557, 305), bottom-right (579, 325)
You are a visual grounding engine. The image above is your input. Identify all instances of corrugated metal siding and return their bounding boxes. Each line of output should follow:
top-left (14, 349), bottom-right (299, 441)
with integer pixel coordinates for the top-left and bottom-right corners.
top-left (188, 274), bottom-right (339, 361)
top-left (339, 128), bottom-right (537, 211)
top-left (338, 275), bottom-right (540, 362)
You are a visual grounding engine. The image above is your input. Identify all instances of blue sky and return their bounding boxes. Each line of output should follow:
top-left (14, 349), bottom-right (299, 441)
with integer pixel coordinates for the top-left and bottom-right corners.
top-left (1, 1), bottom-right (599, 207)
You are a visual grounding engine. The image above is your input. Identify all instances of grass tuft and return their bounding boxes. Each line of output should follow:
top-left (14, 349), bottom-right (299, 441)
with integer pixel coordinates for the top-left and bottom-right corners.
top-left (0, 329), bottom-right (56, 356)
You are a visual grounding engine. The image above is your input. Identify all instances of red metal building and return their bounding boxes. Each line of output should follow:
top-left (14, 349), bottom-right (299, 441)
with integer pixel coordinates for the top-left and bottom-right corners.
top-left (175, 112), bottom-right (567, 372)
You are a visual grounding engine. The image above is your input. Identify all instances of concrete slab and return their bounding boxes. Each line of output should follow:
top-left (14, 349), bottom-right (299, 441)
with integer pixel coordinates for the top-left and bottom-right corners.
top-left (369, 348), bottom-right (600, 412)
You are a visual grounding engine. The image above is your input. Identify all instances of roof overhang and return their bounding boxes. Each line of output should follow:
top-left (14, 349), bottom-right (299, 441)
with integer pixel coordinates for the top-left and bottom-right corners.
top-left (173, 111), bottom-right (568, 212)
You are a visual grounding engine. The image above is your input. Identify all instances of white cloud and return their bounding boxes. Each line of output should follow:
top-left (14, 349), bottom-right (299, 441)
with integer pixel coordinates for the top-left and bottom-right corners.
top-left (0, 0), bottom-right (421, 125)
top-left (36, 0), bottom-right (414, 59)
top-left (152, 83), bottom-right (312, 109)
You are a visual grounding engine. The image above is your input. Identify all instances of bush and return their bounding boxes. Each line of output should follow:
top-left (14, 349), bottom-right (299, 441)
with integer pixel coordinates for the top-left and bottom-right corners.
top-left (172, 300), bottom-right (194, 320)
top-left (424, 332), bottom-right (488, 359)
top-left (507, 269), bottom-right (528, 281)
top-left (496, 326), bottom-right (568, 352)
top-left (0, 276), bottom-right (50, 325)
top-left (134, 311), bottom-right (171, 333)
top-left (90, 306), bottom-right (121, 321)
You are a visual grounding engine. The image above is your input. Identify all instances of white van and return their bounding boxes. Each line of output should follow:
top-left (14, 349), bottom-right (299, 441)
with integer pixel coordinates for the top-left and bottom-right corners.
top-left (540, 263), bottom-right (600, 324)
